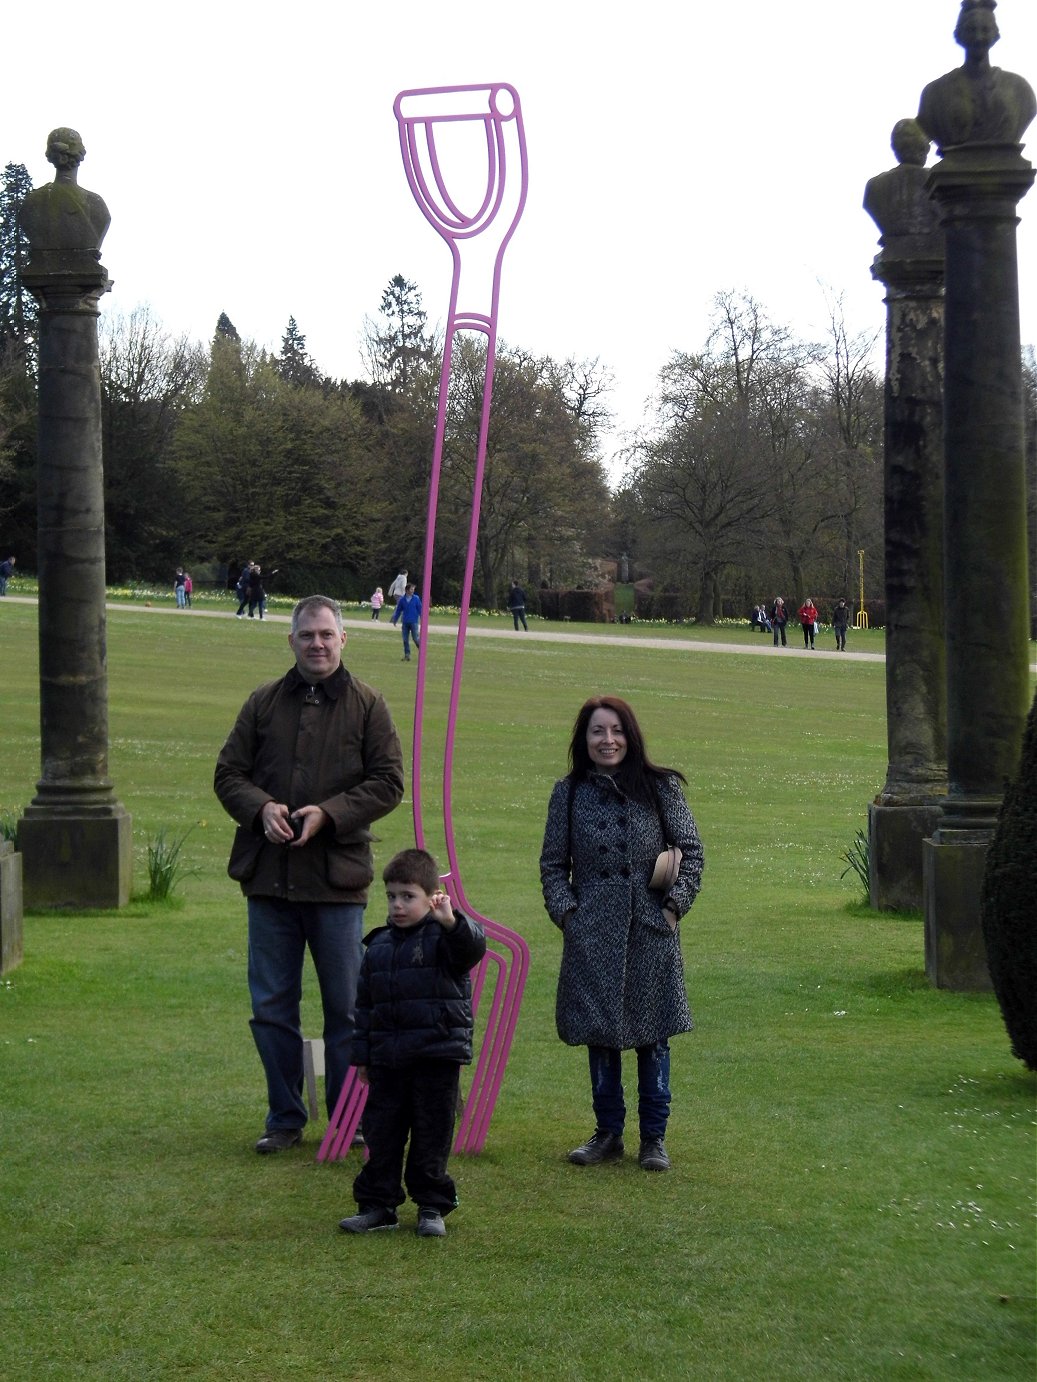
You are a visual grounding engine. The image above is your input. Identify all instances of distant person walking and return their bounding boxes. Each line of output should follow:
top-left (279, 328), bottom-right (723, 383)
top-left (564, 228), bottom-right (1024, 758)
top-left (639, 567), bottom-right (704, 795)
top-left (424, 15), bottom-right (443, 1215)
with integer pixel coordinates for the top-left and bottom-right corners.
top-left (832, 598), bottom-right (850, 652)
top-left (387, 570), bottom-right (408, 602)
top-left (797, 597), bottom-right (818, 650)
top-left (246, 565), bottom-right (267, 620)
top-left (507, 580), bottom-right (528, 631)
top-left (0, 555), bottom-right (15, 596)
top-left (235, 561), bottom-right (255, 618)
top-left (174, 568), bottom-right (187, 609)
top-left (391, 584), bottom-right (422, 661)
top-left (770, 597), bottom-right (788, 647)
top-left (183, 572), bottom-right (193, 608)
top-left (370, 587), bottom-right (384, 620)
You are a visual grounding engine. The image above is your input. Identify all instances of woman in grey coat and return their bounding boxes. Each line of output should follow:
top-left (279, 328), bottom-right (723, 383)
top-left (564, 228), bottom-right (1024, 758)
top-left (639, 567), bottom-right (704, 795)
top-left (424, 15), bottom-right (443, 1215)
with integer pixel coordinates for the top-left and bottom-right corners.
top-left (539, 695), bottom-right (704, 1172)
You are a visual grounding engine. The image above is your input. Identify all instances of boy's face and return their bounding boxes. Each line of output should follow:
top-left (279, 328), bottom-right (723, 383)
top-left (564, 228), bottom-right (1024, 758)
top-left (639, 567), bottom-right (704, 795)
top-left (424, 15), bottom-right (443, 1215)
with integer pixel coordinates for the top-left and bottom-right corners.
top-left (386, 882), bottom-right (433, 928)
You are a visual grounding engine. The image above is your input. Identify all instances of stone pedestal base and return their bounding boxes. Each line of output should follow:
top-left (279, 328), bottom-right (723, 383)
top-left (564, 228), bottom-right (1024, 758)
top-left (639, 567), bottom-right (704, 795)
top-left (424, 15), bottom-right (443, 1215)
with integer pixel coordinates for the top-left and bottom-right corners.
top-left (0, 841), bottom-right (23, 974)
top-left (869, 801), bottom-right (943, 912)
top-left (19, 811), bottom-right (132, 910)
top-left (922, 834), bottom-right (993, 991)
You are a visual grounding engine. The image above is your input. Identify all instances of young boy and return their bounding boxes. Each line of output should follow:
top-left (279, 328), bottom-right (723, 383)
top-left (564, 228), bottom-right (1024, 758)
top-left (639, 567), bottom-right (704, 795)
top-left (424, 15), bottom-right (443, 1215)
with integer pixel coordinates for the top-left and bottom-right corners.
top-left (339, 848), bottom-right (486, 1238)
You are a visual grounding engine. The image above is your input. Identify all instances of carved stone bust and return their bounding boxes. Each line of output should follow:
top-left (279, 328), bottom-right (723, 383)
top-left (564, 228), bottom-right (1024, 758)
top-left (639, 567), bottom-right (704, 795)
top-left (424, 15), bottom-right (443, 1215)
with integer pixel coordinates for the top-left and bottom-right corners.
top-left (864, 119), bottom-right (941, 243)
top-left (918, 0), bottom-right (1036, 153)
top-left (19, 128), bottom-right (110, 266)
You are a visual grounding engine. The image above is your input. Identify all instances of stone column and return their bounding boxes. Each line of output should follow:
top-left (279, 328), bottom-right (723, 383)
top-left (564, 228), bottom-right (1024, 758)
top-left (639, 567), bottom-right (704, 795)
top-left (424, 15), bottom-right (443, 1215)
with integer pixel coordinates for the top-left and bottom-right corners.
top-left (864, 120), bottom-right (947, 911)
top-left (16, 128), bottom-right (131, 909)
top-left (917, 3), bottom-right (1035, 990)
top-left (0, 841), bottom-right (23, 974)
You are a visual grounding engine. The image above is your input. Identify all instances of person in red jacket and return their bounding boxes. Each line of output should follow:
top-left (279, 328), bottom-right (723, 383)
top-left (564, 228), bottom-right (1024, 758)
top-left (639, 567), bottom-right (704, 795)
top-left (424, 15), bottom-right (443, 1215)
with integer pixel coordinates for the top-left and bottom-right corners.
top-left (797, 597), bottom-right (819, 649)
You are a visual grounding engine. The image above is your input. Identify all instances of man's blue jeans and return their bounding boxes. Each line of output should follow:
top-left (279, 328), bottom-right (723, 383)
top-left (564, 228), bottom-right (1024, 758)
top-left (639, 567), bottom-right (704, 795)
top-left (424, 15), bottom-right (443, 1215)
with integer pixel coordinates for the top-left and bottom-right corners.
top-left (247, 897), bottom-right (364, 1132)
top-left (587, 1041), bottom-right (671, 1140)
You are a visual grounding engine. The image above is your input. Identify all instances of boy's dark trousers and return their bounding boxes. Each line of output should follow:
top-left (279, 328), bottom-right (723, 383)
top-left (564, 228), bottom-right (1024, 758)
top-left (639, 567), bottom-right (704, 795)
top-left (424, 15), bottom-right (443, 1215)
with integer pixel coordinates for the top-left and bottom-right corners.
top-left (352, 1059), bottom-right (460, 1215)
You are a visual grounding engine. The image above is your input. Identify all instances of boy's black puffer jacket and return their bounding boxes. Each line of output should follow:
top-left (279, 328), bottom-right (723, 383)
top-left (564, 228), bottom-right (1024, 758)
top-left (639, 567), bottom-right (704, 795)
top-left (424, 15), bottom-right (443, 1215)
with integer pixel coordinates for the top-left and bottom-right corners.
top-left (352, 911), bottom-right (486, 1068)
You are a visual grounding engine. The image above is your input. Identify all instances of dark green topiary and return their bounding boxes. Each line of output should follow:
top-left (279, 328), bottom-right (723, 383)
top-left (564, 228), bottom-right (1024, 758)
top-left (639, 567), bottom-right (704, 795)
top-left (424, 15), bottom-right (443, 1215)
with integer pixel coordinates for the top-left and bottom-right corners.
top-left (981, 689), bottom-right (1037, 1071)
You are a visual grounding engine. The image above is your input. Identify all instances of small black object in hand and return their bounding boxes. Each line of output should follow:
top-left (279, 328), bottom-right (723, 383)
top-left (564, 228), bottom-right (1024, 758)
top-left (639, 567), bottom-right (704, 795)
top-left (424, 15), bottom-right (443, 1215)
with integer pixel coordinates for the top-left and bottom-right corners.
top-left (290, 815), bottom-right (304, 841)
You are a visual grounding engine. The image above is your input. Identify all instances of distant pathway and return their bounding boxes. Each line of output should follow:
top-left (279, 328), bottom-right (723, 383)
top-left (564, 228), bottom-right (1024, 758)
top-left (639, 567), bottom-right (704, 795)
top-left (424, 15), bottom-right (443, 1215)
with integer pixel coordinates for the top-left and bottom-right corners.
top-left (3, 594), bottom-right (888, 663)
top-left (8, 594), bottom-right (1037, 670)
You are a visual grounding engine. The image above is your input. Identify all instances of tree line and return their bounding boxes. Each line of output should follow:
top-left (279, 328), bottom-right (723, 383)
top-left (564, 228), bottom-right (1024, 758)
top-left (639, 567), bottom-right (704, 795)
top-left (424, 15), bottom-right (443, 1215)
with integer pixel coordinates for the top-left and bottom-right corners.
top-left (3, 161), bottom-right (1034, 621)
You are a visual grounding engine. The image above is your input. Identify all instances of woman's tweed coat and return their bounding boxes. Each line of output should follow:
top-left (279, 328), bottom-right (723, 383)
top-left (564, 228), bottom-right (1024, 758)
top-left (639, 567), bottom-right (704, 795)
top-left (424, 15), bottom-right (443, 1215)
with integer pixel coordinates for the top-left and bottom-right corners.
top-left (540, 771), bottom-right (704, 1049)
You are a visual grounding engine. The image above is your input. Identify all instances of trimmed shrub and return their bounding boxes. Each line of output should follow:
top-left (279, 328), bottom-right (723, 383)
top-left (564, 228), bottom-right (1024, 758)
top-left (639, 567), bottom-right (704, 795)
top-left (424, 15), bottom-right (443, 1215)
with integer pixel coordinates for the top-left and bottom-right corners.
top-left (981, 690), bottom-right (1037, 1071)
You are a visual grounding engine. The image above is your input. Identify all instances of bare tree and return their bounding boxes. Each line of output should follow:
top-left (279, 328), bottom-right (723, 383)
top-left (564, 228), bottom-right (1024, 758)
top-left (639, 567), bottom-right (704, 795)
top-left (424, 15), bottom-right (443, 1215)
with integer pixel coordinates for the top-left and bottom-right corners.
top-left (631, 292), bottom-right (816, 621)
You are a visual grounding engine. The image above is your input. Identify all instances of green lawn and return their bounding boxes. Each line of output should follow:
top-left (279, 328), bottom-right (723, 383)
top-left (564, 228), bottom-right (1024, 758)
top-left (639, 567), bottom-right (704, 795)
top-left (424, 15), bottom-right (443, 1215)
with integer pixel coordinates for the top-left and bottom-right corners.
top-left (0, 600), bottom-right (1033, 1381)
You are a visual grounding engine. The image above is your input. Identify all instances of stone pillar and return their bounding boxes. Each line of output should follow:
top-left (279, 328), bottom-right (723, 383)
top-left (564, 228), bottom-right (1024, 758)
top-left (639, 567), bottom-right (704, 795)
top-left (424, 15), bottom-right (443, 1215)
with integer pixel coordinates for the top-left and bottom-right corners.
top-left (0, 841), bottom-right (23, 974)
top-left (864, 120), bottom-right (947, 911)
top-left (917, 4), bottom-right (1035, 990)
top-left (16, 128), bottom-right (132, 909)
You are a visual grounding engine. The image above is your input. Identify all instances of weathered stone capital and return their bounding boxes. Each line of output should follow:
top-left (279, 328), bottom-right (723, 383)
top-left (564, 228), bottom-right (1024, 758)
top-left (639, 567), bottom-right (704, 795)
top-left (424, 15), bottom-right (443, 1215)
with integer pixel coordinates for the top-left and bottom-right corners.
top-left (925, 144), bottom-right (1035, 217)
top-left (20, 268), bottom-right (109, 317)
top-left (870, 250), bottom-right (945, 295)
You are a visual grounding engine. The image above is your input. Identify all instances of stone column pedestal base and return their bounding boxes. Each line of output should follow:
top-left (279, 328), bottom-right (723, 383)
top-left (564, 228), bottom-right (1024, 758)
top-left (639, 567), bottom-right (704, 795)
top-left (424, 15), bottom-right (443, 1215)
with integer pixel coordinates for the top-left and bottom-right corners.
top-left (0, 841), bottom-right (23, 974)
top-left (868, 801), bottom-right (943, 912)
top-left (922, 834), bottom-right (993, 991)
top-left (20, 811), bottom-right (132, 910)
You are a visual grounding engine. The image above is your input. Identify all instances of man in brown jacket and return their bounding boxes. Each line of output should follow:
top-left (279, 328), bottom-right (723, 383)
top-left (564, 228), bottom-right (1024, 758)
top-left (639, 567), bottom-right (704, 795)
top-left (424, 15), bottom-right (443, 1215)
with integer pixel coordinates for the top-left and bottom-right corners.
top-left (215, 595), bottom-right (405, 1152)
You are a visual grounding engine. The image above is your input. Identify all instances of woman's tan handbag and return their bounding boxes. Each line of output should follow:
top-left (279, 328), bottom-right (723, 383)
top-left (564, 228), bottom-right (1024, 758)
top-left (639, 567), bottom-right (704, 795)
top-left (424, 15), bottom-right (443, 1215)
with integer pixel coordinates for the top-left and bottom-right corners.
top-left (649, 845), bottom-right (682, 893)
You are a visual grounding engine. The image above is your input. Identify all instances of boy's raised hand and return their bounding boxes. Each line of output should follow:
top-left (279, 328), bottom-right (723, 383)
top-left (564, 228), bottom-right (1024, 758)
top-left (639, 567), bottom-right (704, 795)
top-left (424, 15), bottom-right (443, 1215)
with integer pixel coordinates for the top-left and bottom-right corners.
top-left (428, 890), bottom-right (456, 928)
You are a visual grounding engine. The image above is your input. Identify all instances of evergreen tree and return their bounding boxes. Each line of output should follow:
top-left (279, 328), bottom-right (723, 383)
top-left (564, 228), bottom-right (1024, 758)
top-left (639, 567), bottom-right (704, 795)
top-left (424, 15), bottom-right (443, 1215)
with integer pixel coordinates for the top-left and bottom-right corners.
top-left (215, 312), bottom-right (240, 343)
top-left (0, 162), bottom-right (38, 563)
top-left (174, 330), bottom-right (376, 578)
top-left (369, 274), bottom-right (433, 391)
top-left (276, 315), bottom-right (320, 388)
top-left (0, 162), bottom-right (37, 371)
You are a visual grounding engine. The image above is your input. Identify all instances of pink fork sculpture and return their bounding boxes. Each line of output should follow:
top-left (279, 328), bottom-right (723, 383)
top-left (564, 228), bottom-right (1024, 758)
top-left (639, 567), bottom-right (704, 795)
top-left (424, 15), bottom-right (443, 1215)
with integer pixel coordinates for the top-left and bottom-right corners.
top-left (318, 83), bottom-right (529, 1163)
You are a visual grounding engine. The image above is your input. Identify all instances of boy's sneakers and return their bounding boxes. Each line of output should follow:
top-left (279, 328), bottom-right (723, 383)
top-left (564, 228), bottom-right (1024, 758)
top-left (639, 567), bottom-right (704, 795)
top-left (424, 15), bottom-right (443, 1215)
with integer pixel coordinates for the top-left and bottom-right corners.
top-left (416, 1208), bottom-right (446, 1238)
top-left (338, 1207), bottom-right (399, 1233)
top-left (254, 1128), bottom-right (302, 1154)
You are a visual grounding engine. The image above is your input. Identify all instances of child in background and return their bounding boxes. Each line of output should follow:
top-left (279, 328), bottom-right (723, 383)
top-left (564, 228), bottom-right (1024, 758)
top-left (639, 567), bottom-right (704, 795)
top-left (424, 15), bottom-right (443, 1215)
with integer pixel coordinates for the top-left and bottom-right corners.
top-left (183, 572), bottom-right (193, 608)
top-left (339, 848), bottom-right (486, 1238)
top-left (370, 587), bottom-right (384, 620)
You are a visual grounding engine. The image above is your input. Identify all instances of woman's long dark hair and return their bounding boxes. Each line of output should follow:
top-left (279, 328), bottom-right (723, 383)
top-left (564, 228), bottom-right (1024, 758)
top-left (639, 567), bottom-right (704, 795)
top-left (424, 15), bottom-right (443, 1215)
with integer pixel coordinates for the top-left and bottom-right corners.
top-left (567, 695), bottom-right (686, 805)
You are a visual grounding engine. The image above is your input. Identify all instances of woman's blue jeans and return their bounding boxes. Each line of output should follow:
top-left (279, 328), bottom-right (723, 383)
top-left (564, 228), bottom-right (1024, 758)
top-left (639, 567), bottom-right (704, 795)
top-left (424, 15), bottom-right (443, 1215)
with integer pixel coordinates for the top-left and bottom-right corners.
top-left (247, 897), bottom-right (364, 1131)
top-left (587, 1041), bottom-right (671, 1141)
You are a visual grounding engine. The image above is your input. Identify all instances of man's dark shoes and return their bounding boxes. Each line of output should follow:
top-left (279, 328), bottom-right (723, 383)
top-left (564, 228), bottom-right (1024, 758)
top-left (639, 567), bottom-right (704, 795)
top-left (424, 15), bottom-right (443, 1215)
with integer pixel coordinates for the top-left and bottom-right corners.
top-left (568, 1130), bottom-right (624, 1165)
top-left (638, 1138), bottom-right (671, 1172)
top-left (254, 1128), bottom-right (303, 1154)
top-left (338, 1207), bottom-right (399, 1233)
top-left (416, 1208), bottom-right (447, 1238)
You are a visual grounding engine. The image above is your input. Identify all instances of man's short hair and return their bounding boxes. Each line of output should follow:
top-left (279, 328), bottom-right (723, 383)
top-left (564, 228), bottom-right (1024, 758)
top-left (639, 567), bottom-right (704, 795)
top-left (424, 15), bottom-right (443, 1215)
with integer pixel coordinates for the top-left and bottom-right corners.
top-left (291, 595), bottom-right (343, 635)
top-left (383, 848), bottom-right (441, 895)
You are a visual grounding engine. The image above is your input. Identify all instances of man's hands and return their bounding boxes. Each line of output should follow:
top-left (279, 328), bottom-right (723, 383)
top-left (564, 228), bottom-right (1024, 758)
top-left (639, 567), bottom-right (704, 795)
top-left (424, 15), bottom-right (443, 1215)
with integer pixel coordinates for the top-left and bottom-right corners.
top-left (260, 802), bottom-right (329, 847)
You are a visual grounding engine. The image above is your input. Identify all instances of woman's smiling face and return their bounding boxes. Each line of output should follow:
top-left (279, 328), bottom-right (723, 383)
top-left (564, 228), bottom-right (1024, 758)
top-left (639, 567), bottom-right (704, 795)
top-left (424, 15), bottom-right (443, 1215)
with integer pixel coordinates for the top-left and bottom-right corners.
top-left (586, 707), bottom-right (627, 774)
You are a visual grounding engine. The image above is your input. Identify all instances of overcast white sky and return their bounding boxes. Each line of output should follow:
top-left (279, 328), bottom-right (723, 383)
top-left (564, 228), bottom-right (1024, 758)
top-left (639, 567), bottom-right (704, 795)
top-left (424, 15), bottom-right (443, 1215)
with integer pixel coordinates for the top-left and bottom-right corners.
top-left (7, 0), bottom-right (1037, 471)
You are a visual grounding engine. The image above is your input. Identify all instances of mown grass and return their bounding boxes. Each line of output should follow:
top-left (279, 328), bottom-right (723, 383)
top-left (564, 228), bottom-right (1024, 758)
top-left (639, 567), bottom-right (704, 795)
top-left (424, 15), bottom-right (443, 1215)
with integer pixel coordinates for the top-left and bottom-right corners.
top-left (0, 599), bottom-right (1033, 1381)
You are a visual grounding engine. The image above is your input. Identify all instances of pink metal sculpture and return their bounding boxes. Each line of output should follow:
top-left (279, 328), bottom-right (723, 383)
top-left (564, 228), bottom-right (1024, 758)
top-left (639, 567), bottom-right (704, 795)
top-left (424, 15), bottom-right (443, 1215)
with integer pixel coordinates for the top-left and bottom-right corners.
top-left (318, 83), bottom-right (529, 1164)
